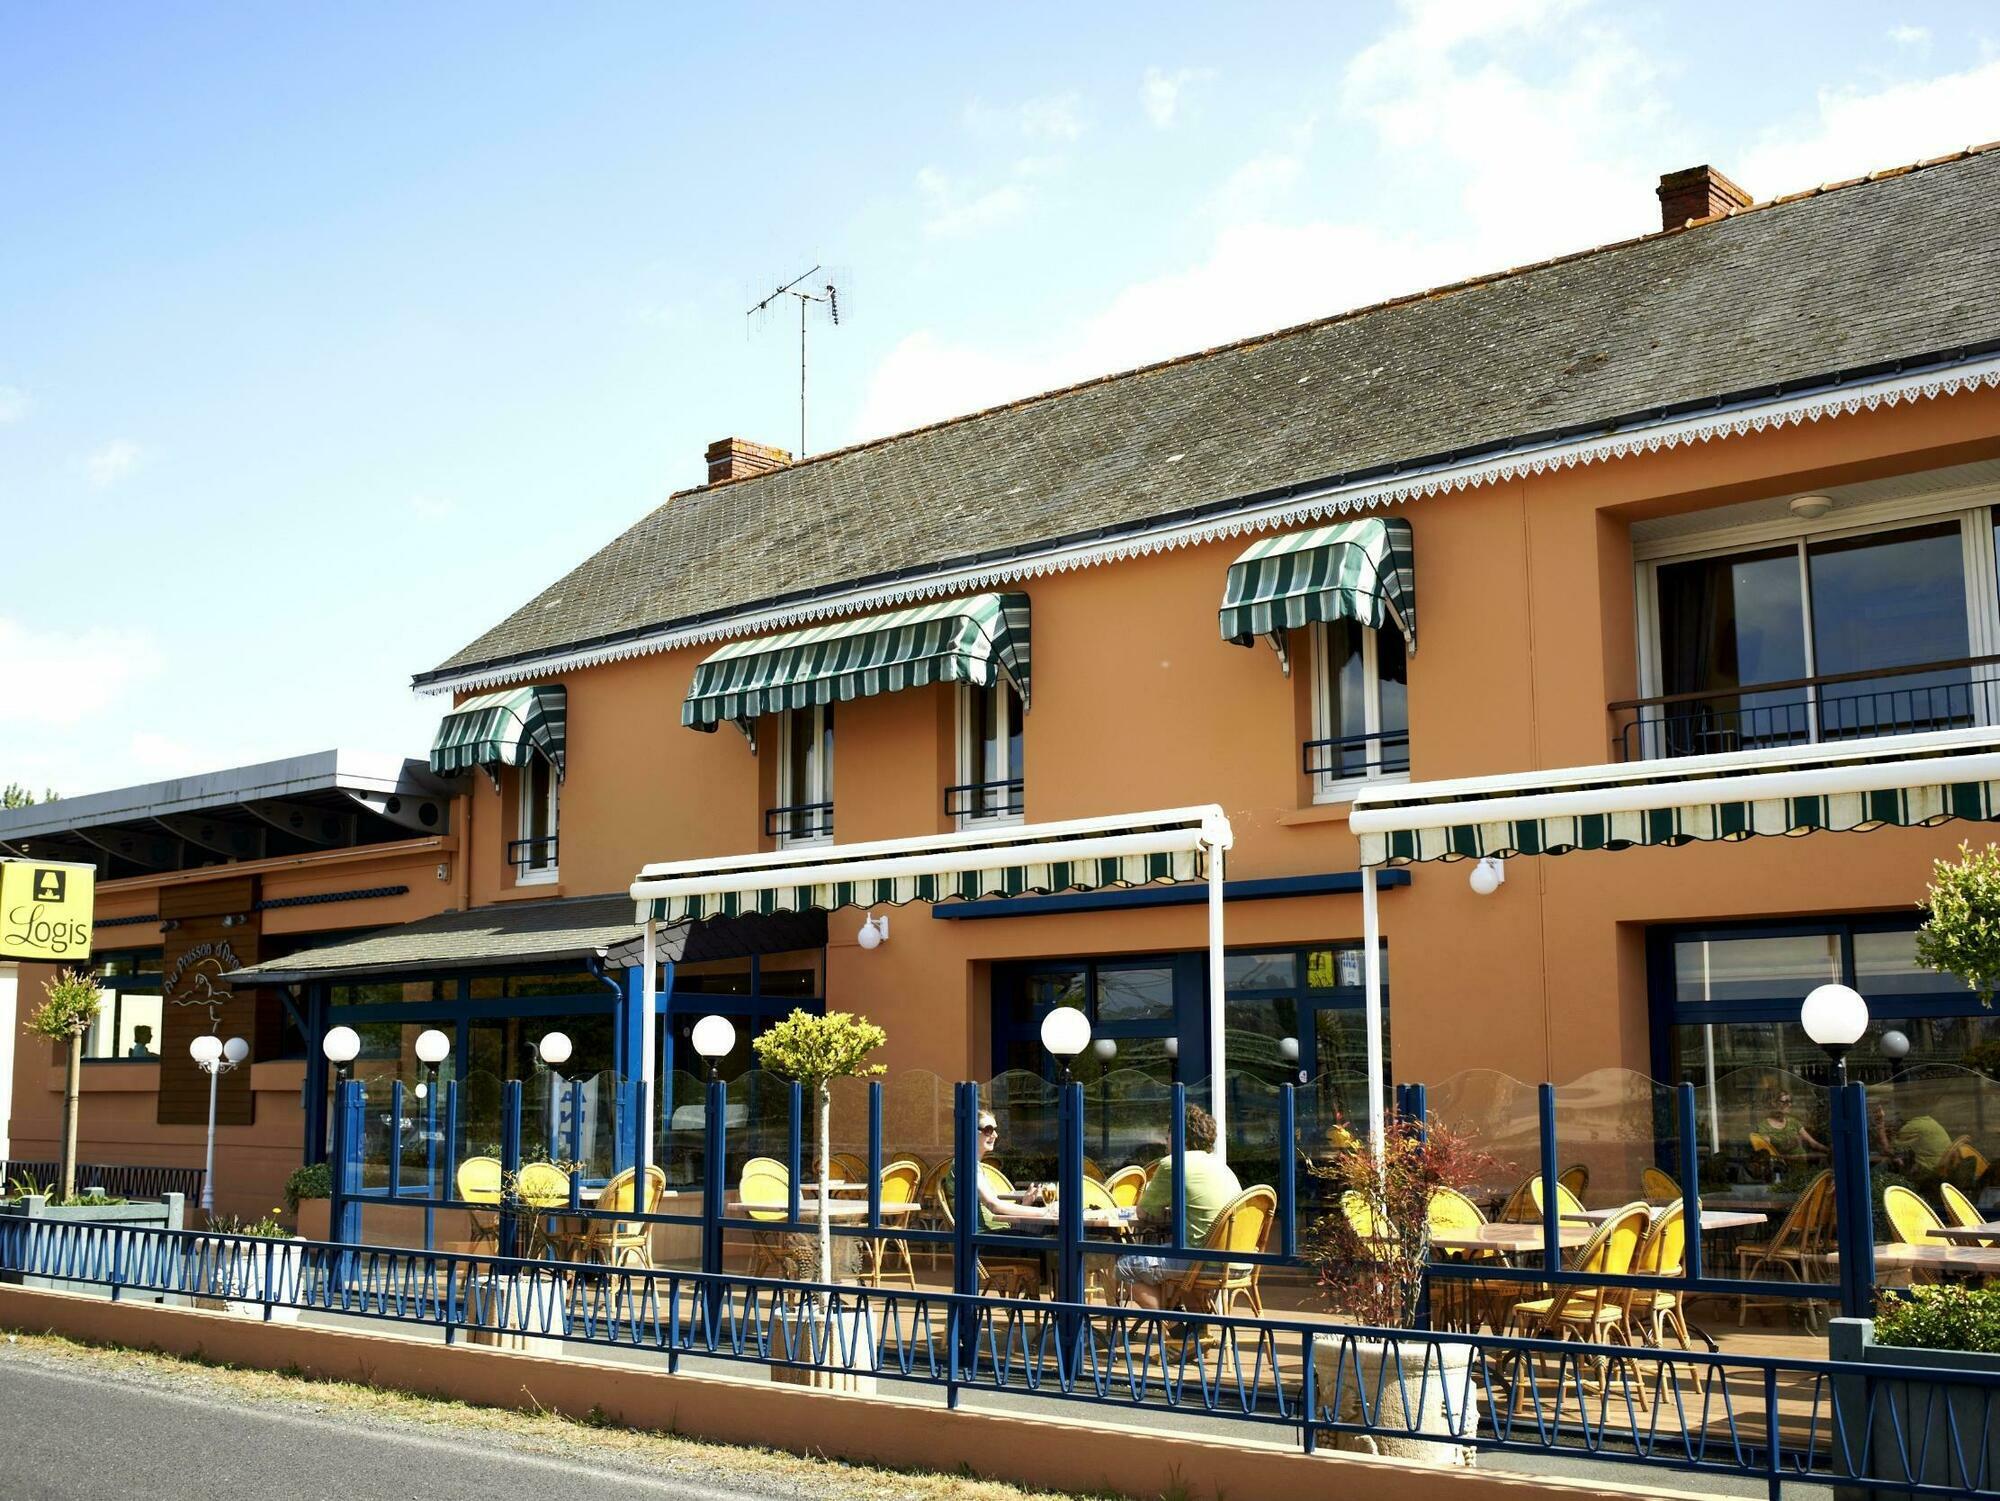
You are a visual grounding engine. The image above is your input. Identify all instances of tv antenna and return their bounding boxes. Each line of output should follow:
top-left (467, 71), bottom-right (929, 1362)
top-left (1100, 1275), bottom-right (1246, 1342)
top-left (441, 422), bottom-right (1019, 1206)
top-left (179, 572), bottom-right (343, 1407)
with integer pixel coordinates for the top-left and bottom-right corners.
top-left (747, 265), bottom-right (840, 457)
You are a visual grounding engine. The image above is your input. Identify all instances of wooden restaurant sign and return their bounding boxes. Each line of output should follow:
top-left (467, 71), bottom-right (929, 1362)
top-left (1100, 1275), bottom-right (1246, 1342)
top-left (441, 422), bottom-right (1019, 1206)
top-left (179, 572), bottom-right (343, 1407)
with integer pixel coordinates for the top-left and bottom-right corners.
top-left (0, 857), bottom-right (95, 963)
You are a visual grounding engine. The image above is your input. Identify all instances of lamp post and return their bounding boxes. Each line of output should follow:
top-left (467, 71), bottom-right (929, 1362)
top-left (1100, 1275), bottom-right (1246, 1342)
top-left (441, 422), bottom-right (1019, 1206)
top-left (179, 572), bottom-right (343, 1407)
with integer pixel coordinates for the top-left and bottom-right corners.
top-left (414, 1028), bottom-right (450, 1213)
top-left (1040, 1006), bottom-right (1091, 1084)
top-left (537, 1031), bottom-right (572, 1157)
top-left (322, 1025), bottom-right (361, 1082)
top-left (1801, 983), bottom-right (1870, 1087)
top-left (189, 1033), bottom-right (249, 1216)
top-left (691, 1014), bottom-right (736, 1083)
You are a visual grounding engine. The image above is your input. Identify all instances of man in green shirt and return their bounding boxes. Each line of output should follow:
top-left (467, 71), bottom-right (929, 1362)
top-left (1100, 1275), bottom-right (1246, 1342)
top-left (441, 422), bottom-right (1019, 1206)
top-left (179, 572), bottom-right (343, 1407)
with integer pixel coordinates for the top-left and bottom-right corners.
top-left (1115, 1103), bottom-right (1242, 1310)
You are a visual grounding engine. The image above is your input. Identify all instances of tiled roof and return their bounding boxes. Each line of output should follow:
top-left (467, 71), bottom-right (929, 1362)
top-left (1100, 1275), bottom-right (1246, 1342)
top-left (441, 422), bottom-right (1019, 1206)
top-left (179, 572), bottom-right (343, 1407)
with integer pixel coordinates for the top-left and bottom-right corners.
top-left (420, 146), bottom-right (2000, 688)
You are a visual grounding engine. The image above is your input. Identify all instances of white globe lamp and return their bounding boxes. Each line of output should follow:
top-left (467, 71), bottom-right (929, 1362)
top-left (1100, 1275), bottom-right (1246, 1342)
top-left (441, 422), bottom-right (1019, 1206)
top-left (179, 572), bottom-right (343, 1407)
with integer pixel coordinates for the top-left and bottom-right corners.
top-left (189, 1034), bottom-right (223, 1066)
top-left (1800, 983), bottom-right (1869, 1085)
top-left (415, 1028), bottom-right (451, 1066)
top-left (537, 1031), bottom-right (573, 1068)
top-left (1469, 857), bottom-right (1505, 896)
top-left (222, 1036), bottom-right (250, 1065)
top-left (1040, 1006), bottom-right (1091, 1082)
top-left (321, 1025), bottom-right (361, 1066)
top-left (691, 1014), bottom-right (737, 1081)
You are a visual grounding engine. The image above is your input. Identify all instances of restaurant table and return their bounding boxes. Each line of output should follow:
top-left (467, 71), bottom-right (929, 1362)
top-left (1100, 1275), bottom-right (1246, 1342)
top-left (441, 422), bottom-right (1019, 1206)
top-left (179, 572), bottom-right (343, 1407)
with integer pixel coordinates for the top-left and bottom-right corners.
top-left (735, 1198), bottom-right (923, 1220)
top-left (1429, 1223), bottom-right (1592, 1255)
top-left (1927, 1223), bottom-right (2000, 1246)
top-left (1834, 1243), bottom-right (2000, 1276)
top-left (1563, 1207), bottom-right (1767, 1232)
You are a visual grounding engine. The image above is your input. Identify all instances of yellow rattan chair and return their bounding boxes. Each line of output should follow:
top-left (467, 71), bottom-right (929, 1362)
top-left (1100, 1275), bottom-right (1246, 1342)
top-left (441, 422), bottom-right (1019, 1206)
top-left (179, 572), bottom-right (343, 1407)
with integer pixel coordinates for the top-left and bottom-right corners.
top-left (1105, 1165), bottom-right (1148, 1209)
top-left (1884, 1184), bottom-right (1947, 1246)
top-left (1620, 1202), bottom-right (1701, 1400)
top-left (1641, 1167), bottom-right (1680, 1204)
top-left (740, 1156), bottom-right (791, 1278)
top-left (1504, 1203), bottom-right (1651, 1416)
top-left (1941, 1181), bottom-right (1986, 1230)
top-left (1164, 1185), bottom-right (1277, 1322)
top-left (457, 1156), bottom-right (503, 1252)
top-left (1426, 1186), bottom-right (1492, 1331)
top-left (936, 1169), bottom-right (1044, 1300)
top-left (1558, 1164), bottom-right (1590, 1200)
top-left (860, 1157), bottom-right (923, 1290)
top-left (574, 1165), bottom-right (667, 1269)
top-left (827, 1151), bottom-right (869, 1186)
top-left (1735, 1169), bottom-right (1835, 1326)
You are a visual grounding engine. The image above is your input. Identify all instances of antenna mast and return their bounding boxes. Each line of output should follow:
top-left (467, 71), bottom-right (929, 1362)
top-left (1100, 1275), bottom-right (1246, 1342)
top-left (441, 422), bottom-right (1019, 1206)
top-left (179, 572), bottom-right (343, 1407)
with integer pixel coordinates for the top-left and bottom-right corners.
top-left (747, 265), bottom-right (841, 457)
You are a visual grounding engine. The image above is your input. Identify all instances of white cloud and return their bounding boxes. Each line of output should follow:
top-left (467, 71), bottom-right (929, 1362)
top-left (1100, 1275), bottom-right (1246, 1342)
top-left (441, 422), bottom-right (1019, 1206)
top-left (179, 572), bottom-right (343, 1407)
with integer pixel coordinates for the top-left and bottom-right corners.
top-left (1888, 24), bottom-right (1931, 48)
top-left (1141, 66), bottom-right (1212, 129)
top-left (0, 386), bottom-right (28, 424)
top-left (916, 166), bottom-right (1032, 239)
top-left (0, 617), bottom-right (164, 729)
top-left (1736, 56), bottom-right (2000, 196)
top-left (84, 438), bottom-right (143, 488)
top-left (966, 92), bottom-right (1085, 143)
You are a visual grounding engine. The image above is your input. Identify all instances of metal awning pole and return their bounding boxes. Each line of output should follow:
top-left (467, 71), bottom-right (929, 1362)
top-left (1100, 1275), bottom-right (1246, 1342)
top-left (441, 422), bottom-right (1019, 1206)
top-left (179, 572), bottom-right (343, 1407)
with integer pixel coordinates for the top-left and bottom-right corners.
top-left (640, 916), bottom-right (658, 1177)
top-left (1362, 864), bottom-right (1385, 1164)
top-left (1206, 836), bottom-right (1227, 1160)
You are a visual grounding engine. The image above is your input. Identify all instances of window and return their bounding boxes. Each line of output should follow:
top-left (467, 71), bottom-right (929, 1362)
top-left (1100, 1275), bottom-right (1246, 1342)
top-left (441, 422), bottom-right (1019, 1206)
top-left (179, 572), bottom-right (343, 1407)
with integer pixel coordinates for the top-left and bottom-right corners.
top-left (771, 704), bottom-right (834, 844)
top-left (512, 752), bottom-right (559, 883)
top-left (1641, 510), bottom-right (1991, 758)
top-left (83, 951), bottom-right (163, 1061)
top-left (952, 681), bottom-right (1025, 823)
top-left (1307, 620), bottom-right (1409, 800)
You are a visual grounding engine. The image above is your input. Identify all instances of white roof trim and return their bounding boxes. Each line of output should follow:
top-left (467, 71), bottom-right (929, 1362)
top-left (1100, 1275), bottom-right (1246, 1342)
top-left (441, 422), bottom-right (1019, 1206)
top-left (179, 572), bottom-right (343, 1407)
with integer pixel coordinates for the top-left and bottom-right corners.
top-left (420, 354), bottom-right (2000, 698)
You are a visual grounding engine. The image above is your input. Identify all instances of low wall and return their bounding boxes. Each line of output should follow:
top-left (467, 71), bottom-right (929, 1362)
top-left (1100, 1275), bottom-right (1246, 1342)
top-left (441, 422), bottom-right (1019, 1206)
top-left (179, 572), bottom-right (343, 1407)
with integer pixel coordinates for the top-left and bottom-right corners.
top-left (0, 1284), bottom-right (1702, 1501)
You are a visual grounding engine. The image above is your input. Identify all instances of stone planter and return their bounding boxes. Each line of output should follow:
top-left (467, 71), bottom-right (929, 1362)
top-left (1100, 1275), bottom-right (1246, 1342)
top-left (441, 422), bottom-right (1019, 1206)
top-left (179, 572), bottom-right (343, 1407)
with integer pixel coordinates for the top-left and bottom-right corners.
top-left (0, 1194), bottom-right (186, 1299)
top-left (1831, 1317), bottom-right (2000, 1500)
top-left (188, 1235), bottom-right (305, 1320)
top-left (1314, 1334), bottom-right (1478, 1467)
top-left (771, 1299), bottom-right (879, 1395)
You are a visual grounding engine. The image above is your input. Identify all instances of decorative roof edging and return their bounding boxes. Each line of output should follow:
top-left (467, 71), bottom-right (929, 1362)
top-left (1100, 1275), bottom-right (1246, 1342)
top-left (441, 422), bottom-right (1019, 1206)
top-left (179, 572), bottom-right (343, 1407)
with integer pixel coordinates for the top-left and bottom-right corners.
top-left (416, 353), bottom-right (2000, 698)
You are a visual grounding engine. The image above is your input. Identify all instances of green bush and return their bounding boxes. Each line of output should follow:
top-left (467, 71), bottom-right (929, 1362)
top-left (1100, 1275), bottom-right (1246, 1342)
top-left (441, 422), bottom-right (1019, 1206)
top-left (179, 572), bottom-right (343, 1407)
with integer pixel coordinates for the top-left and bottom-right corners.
top-left (282, 1161), bottom-right (331, 1213)
top-left (1917, 843), bottom-right (2000, 1007)
top-left (1875, 1285), bottom-right (2000, 1353)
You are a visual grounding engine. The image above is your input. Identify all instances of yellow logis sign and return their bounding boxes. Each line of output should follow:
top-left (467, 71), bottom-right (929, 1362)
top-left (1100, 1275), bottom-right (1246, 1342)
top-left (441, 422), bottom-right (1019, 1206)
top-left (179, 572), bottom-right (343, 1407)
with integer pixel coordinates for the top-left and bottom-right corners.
top-left (0, 858), bottom-right (96, 962)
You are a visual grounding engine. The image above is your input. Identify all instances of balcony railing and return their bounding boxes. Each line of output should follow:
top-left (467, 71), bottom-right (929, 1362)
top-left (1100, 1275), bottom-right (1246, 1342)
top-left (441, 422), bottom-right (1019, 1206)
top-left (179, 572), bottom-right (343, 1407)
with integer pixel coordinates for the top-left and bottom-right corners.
top-left (1609, 654), bottom-right (2000, 762)
top-left (506, 835), bottom-right (558, 876)
top-left (945, 777), bottom-right (1024, 820)
top-left (764, 801), bottom-right (833, 841)
top-left (1302, 729), bottom-right (1411, 782)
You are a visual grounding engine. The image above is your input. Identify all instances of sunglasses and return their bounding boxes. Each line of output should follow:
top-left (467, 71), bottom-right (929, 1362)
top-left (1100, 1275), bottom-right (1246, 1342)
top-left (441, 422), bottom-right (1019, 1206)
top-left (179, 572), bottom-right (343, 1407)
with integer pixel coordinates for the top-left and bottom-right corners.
top-left (979, 1123), bottom-right (998, 1134)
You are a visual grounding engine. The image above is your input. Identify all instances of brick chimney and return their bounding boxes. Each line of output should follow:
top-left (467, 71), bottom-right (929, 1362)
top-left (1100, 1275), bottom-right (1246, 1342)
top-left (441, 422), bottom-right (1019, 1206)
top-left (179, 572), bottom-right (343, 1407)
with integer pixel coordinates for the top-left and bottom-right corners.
top-left (1656, 165), bottom-right (1753, 231)
top-left (705, 437), bottom-right (792, 485)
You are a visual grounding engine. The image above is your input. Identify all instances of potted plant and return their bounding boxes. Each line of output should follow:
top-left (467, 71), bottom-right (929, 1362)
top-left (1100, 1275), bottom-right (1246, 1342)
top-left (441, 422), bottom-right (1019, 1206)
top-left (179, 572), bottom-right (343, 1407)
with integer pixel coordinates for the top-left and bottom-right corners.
top-left (1916, 842), bottom-right (2000, 1006)
top-left (24, 967), bottom-right (100, 1202)
top-left (1301, 1116), bottom-right (1492, 1466)
top-left (1832, 1290), bottom-right (2000, 1498)
top-left (752, 1008), bottom-right (886, 1391)
top-left (283, 1161), bottom-right (332, 1242)
top-left (191, 1206), bottom-right (305, 1320)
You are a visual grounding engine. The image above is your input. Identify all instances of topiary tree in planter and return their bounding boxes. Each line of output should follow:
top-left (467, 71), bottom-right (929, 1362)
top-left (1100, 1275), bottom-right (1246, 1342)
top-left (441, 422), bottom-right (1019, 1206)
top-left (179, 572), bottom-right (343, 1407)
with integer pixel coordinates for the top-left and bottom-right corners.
top-left (752, 1008), bottom-right (885, 1288)
top-left (1916, 843), bottom-right (2000, 1007)
top-left (24, 968), bottom-right (101, 1202)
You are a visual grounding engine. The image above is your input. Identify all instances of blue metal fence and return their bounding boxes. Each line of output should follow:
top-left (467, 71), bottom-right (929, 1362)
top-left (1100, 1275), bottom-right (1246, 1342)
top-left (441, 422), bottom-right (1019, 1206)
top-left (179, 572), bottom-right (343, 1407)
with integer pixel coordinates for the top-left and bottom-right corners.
top-left (1, 1213), bottom-right (1995, 1497)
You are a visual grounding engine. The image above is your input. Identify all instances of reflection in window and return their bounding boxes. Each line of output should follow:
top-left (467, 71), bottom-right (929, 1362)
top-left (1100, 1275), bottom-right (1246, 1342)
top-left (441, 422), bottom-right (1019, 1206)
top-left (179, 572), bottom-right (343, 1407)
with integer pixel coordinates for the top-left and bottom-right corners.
top-left (1673, 934), bottom-right (1839, 1008)
top-left (82, 951), bottom-right (164, 1062)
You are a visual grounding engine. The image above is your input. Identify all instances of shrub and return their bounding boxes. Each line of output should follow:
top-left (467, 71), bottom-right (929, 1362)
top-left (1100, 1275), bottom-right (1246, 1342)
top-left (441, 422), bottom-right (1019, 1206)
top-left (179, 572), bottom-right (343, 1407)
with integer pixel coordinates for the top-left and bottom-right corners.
top-left (1875, 1285), bottom-right (2000, 1354)
top-left (211, 1207), bottom-right (289, 1238)
top-left (282, 1161), bottom-right (331, 1213)
top-left (1916, 843), bottom-right (2000, 1007)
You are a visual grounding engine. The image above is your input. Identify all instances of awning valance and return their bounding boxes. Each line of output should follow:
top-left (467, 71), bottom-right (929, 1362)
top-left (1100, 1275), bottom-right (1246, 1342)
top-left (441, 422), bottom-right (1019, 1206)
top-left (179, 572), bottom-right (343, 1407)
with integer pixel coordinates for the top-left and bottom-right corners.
top-left (632, 806), bottom-right (1226, 924)
top-left (681, 593), bottom-right (1030, 737)
top-left (430, 684), bottom-right (567, 782)
top-left (1219, 515), bottom-right (1415, 660)
top-left (1349, 727), bottom-right (2000, 866)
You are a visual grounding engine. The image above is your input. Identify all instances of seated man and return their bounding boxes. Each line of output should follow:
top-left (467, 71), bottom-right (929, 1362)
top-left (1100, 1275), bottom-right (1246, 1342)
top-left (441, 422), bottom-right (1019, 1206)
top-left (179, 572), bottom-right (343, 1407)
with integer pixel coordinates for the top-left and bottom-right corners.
top-left (1115, 1103), bottom-right (1241, 1311)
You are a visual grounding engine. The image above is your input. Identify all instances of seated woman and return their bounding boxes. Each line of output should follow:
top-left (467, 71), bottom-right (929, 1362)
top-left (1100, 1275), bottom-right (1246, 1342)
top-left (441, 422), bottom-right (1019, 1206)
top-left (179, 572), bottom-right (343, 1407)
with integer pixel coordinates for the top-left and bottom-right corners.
top-left (1756, 1089), bottom-right (1828, 1161)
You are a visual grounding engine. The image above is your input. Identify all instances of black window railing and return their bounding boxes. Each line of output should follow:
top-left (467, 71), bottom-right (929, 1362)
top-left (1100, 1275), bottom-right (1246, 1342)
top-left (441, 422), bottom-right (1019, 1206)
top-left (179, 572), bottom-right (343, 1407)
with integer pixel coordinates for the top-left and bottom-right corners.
top-left (507, 835), bottom-right (558, 875)
top-left (1609, 655), bottom-right (2000, 762)
top-left (945, 777), bottom-right (1024, 820)
top-left (1302, 729), bottom-right (1411, 782)
top-left (764, 801), bottom-right (833, 841)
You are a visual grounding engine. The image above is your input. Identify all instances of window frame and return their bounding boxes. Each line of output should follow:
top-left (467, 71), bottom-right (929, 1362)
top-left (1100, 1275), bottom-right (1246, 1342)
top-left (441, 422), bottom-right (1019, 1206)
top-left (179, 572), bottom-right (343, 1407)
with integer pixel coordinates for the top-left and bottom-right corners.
top-left (1633, 492), bottom-right (2000, 743)
top-left (81, 951), bottom-right (165, 1064)
top-left (953, 679), bottom-right (1025, 828)
top-left (1307, 619), bottom-right (1410, 804)
top-left (513, 750), bottom-right (560, 885)
top-left (773, 703), bottom-right (834, 847)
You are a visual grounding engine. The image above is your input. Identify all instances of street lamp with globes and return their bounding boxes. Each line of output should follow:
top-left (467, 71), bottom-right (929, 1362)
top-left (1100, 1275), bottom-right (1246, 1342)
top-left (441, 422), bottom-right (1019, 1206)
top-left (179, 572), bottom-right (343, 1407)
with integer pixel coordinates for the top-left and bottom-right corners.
top-left (189, 1033), bottom-right (249, 1215)
top-left (691, 1014), bottom-right (737, 1083)
top-left (1040, 1006), bottom-right (1091, 1084)
top-left (1801, 983), bottom-right (1870, 1087)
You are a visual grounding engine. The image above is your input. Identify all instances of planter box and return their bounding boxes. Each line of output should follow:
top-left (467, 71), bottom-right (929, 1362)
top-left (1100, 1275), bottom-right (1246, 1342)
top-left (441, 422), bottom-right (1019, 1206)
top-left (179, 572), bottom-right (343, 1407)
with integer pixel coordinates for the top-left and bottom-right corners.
top-left (1313, 1333), bottom-right (1477, 1467)
top-left (1831, 1317), bottom-right (2000, 1500)
top-left (0, 1194), bottom-right (186, 1300)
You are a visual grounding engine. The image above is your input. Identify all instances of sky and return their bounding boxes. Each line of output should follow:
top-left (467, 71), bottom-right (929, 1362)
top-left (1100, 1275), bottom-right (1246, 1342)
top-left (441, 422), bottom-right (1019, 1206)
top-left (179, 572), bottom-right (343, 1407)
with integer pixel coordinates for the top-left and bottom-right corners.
top-left (3, 1), bottom-right (1997, 800)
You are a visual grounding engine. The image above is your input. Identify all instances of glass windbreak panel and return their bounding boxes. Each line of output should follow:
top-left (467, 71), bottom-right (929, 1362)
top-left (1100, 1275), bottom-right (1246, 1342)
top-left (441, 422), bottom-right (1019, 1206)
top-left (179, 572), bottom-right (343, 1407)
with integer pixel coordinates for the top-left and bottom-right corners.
top-left (657, 1067), bottom-right (710, 1203)
top-left (1669, 1019), bottom-right (1829, 1089)
top-left (1809, 522), bottom-right (1971, 739)
top-left (1226, 951), bottom-right (1297, 994)
top-left (1552, 1069), bottom-right (1676, 1212)
top-left (114, 990), bottom-right (162, 1060)
top-left (1673, 933), bottom-right (1839, 1007)
top-left (1321, 620), bottom-right (1371, 777)
top-left (1426, 1070), bottom-right (1541, 1217)
top-left (1310, 1006), bottom-right (1377, 1101)
top-left (882, 1069), bottom-right (954, 1172)
top-left (1097, 965), bottom-right (1172, 1023)
top-left (727, 1069), bottom-right (795, 1182)
top-left (1224, 995), bottom-right (1300, 1089)
top-left (1656, 545), bottom-right (1808, 753)
top-left (982, 1073), bottom-right (1059, 1187)
top-left (455, 1070), bottom-right (507, 1164)
top-left (1873, 1069), bottom-right (2000, 1219)
top-left (1692, 1067), bottom-right (1837, 1318)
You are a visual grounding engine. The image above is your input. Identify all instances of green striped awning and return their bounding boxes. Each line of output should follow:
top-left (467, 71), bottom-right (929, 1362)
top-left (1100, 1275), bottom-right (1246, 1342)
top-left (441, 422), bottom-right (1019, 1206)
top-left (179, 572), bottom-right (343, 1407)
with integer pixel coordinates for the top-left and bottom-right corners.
top-left (682, 593), bottom-right (1030, 736)
top-left (644, 846), bottom-right (1206, 924)
top-left (1353, 732), bottom-right (2000, 867)
top-left (1219, 516), bottom-right (1415, 656)
top-left (430, 684), bottom-right (567, 781)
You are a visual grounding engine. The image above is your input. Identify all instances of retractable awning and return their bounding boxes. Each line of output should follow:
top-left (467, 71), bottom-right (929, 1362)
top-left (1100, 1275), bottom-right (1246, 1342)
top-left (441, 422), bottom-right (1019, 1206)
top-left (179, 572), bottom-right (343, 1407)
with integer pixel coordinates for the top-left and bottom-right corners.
top-left (430, 684), bottom-right (567, 782)
top-left (1219, 515), bottom-right (1415, 665)
top-left (1348, 726), bottom-right (2000, 867)
top-left (632, 806), bottom-right (1222, 925)
top-left (682, 593), bottom-right (1030, 739)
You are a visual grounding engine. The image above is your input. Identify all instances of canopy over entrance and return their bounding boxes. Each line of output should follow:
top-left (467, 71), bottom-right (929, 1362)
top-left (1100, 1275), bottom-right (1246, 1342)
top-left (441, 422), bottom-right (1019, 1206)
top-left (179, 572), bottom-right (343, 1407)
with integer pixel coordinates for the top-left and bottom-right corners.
top-left (628, 806), bottom-right (1238, 1148)
top-left (1344, 726), bottom-right (2000, 1146)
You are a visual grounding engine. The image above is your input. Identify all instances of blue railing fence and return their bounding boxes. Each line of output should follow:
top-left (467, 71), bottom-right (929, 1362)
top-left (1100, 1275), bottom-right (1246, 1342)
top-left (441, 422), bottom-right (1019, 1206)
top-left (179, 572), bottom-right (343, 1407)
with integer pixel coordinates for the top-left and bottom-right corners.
top-left (320, 1059), bottom-right (1928, 1326)
top-left (3, 1213), bottom-right (1995, 1499)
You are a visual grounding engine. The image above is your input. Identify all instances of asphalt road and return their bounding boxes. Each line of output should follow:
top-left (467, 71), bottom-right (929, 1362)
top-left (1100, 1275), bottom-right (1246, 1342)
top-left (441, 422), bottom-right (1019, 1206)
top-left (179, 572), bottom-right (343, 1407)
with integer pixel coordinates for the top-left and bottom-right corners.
top-left (0, 1346), bottom-right (810, 1501)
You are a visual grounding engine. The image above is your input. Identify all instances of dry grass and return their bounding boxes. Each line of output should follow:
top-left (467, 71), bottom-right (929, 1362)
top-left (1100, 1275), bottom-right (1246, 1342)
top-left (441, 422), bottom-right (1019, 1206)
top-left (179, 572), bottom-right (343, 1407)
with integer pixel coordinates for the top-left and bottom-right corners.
top-left (0, 1328), bottom-right (1125, 1501)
